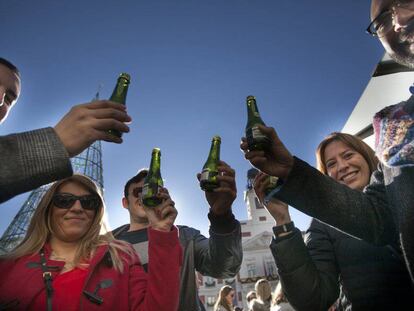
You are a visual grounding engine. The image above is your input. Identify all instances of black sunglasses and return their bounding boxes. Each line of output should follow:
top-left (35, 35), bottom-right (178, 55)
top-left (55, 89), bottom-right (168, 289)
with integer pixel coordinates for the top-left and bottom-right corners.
top-left (131, 187), bottom-right (143, 198)
top-left (52, 193), bottom-right (101, 211)
top-left (366, 0), bottom-right (414, 37)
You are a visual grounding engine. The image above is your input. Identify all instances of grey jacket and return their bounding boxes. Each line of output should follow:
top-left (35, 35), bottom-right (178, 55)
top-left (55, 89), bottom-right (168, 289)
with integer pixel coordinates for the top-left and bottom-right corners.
top-left (271, 219), bottom-right (412, 311)
top-left (273, 157), bottom-right (414, 283)
top-left (113, 214), bottom-right (243, 311)
top-left (0, 127), bottom-right (72, 203)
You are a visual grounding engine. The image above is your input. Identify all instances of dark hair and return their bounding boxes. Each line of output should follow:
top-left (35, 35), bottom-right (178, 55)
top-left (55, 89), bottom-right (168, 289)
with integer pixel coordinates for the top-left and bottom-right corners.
top-left (316, 132), bottom-right (378, 176)
top-left (0, 58), bottom-right (19, 75)
top-left (123, 169), bottom-right (148, 198)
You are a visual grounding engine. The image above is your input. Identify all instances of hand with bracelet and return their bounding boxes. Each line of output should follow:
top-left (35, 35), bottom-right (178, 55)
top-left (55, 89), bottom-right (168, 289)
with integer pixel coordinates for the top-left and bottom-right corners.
top-left (254, 172), bottom-right (293, 237)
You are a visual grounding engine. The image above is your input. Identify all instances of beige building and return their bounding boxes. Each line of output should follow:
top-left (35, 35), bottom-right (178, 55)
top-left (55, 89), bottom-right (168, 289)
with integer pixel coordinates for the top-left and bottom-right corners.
top-left (198, 168), bottom-right (285, 310)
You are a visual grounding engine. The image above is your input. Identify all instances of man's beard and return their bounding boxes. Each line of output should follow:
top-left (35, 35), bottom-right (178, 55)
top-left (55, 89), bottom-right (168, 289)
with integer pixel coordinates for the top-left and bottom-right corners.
top-left (390, 51), bottom-right (414, 68)
top-left (391, 23), bottom-right (414, 68)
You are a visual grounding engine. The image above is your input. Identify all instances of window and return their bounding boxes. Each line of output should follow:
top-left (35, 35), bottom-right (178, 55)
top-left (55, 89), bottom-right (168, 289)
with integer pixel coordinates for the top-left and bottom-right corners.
top-left (242, 231), bottom-right (252, 237)
top-left (265, 260), bottom-right (277, 276)
top-left (259, 216), bottom-right (267, 221)
top-left (207, 296), bottom-right (216, 306)
top-left (247, 263), bottom-right (256, 277)
top-left (205, 276), bottom-right (216, 287)
top-left (255, 198), bottom-right (264, 209)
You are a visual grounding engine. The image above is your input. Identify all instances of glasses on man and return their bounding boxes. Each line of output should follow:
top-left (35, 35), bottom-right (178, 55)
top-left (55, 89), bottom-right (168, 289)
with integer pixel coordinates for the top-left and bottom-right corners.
top-left (131, 187), bottom-right (143, 198)
top-left (52, 193), bottom-right (101, 211)
top-left (366, 0), bottom-right (414, 38)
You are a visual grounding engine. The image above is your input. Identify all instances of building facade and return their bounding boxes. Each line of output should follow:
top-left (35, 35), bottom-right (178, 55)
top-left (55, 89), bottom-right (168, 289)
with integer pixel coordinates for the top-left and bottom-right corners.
top-left (198, 168), bottom-right (281, 310)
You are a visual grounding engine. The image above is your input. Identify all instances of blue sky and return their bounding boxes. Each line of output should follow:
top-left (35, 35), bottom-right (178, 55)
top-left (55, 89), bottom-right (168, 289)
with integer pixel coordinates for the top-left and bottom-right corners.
top-left (0, 0), bottom-right (385, 237)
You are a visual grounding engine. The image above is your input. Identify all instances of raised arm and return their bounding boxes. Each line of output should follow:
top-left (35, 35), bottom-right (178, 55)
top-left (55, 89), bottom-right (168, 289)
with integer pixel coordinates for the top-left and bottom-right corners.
top-left (191, 214), bottom-right (242, 278)
top-left (129, 192), bottom-right (182, 311)
top-left (241, 125), bottom-right (397, 246)
top-left (1, 100), bottom-right (131, 203)
top-left (0, 128), bottom-right (72, 203)
top-left (273, 157), bottom-right (396, 245)
top-left (271, 221), bottom-right (340, 311)
top-left (194, 160), bottom-right (242, 278)
top-left (254, 173), bottom-right (339, 311)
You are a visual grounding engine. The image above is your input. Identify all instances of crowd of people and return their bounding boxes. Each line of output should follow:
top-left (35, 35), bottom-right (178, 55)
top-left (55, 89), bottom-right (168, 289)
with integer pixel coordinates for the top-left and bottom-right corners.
top-left (213, 280), bottom-right (294, 311)
top-left (1, 0), bottom-right (414, 310)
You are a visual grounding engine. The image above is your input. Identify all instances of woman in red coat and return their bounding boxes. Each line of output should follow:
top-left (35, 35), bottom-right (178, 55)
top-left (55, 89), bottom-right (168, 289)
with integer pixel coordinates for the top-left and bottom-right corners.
top-left (0, 174), bottom-right (182, 311)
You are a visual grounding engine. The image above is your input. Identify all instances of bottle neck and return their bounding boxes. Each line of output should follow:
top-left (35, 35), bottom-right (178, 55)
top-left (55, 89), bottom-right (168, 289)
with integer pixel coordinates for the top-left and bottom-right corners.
top-left (207, 140), bottom-right (220, 163)
top-left (149, 153), bottom-right (161, 177)
top-left (246, 99), bottom-right (264, 126)
top-left (110, 78), bottom-right (129, 104)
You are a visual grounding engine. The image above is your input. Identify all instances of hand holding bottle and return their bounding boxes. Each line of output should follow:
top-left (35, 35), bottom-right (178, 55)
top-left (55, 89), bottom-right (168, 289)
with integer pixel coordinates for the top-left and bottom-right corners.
top-left (54, 100), bottom-right (131, 157)
top-left (253, 172), bottom-right (291, 226)
top-left (197, 160), bottom-right (237, 216)
top-left (144, 187), bottom-right (177, 232)
top-left (240, 124), bottom-right (294, 180)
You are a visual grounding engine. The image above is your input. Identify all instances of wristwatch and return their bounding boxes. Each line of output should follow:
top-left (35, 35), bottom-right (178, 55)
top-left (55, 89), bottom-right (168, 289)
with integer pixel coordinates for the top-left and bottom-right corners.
top-left (273, 221), bottom-right (295, 237)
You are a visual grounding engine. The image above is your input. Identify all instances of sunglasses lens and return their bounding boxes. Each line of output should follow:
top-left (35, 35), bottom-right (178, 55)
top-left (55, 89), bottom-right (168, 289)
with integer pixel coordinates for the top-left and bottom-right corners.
top-left (52, 194), bottom-right (100, 210)
top-left (53, 194), bottom-right (76, 209)
top-left (80, 196), bottom-right (100, 210)
top-left (132, 187), bottom-right (142, 198)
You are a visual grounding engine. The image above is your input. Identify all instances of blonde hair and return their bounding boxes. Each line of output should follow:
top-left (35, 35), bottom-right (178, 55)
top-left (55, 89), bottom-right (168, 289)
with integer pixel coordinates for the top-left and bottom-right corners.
top-left (246, 290), bottom-right (257, 302)
top-left (255, 279), bottom-right (272, 303)
top-left (214, 285), bottom-right (234, 311)
top-left (2, 174), bottom-right (134, 272)
top-left (316, 132), bottom-right (378, 176)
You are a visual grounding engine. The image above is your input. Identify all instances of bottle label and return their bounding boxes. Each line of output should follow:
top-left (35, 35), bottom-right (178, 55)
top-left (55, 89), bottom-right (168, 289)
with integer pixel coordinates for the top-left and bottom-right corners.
top-left (200, 169), bottom-right (218, 181)
top-left (200, 169), bottom-right (211, 181)
top-left (247, 126), bottom-right (268, 141)
top-left (246, 126), bottom-right (271, 150)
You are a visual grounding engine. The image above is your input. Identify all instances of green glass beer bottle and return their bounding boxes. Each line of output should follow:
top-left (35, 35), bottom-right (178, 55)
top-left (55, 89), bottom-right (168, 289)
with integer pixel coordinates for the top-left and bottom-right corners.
top-left (245, 95), bottom-right (270, 151)
top-left (142, 148), bottom-right (164, 207)
top-left (108, 73), bottom-right (131, 138)
top-left (264, 176), bottom-right (279, 196)
top-left (200, 136), bottom-right (221, 191)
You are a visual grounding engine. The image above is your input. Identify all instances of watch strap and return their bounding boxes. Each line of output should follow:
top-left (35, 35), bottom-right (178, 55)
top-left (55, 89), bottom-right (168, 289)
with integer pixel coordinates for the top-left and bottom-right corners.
top-left (273, 221), bottom-right (294, 237)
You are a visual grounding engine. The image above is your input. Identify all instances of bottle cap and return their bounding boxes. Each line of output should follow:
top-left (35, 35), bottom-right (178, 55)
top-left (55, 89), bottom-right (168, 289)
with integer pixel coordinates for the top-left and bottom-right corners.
top-left (212, 135), bottom-right (221, 141)
top-left (246, 95), bottom-right (256, 101)
top-left (119, 73), bottom-right (131, 82)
